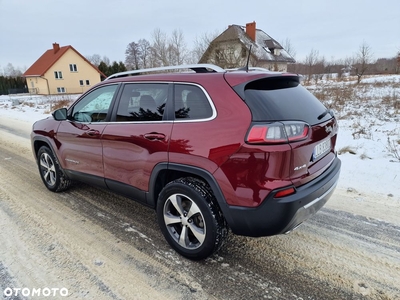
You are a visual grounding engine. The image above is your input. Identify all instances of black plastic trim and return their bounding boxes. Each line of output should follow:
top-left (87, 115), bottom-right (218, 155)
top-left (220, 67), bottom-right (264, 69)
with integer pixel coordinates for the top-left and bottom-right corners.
top-left (147, 163), bottom-right (235, 225)
top-left (105, 178), bottom-right (147, 204)
top-left (31, 136), bottom-right (58, 163)
top-left (64, 170), bottom-right (107, 189)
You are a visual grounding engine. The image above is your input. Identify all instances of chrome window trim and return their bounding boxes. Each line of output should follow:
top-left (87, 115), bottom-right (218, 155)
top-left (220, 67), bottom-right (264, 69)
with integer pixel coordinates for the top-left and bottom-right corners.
top-left (172, 82), bottom-right (217, 123)
top-left (106, 81), bottom-right (217, 124)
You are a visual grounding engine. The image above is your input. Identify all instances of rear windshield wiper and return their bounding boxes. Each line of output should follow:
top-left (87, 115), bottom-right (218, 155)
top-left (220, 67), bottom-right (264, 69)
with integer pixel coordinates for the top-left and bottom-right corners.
top-left (318, 108), bottom-right (334, 120)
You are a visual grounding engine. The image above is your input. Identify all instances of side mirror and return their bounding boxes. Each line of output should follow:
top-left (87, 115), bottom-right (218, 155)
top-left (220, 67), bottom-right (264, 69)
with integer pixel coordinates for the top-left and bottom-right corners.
top-left (52, 108), bottom-right (68, 121)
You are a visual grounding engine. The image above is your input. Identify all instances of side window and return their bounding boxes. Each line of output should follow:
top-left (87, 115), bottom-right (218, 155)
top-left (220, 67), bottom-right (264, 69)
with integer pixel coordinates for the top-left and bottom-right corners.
top-left (71, 85), bottom-right (117, 123)
top-left (116, 83), bottom-right (168, 122)
top-left (174, 85), bottom-right (213, 120)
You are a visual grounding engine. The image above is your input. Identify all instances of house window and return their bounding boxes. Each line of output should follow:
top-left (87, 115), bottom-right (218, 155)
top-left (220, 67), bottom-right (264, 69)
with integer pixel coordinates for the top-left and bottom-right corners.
top-left (241, 46), bottom-right (247, 58)
top-left (69, 64), bottom-right (78, 72)
top-left (57, 87), bottom-right (66, 93)
top-left (79, 80), bottom-right (84, 86)
top-left (215, 49), bottom-right (225, 63)
top-left (54, 71), bottom-right (63, 79)
top-left (215, 49), bottom-right (221, 61)
top-left (86, 80), bottom-right (90, 86)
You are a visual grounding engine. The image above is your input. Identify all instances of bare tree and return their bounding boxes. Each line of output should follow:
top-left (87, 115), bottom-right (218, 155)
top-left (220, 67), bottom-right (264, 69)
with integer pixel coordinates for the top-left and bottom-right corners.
top-left (148, 28), bottom-right (191, 67)
top-left (138, 39), bottom-right (151, 69)
top-left (102, 56), bottom-right (111, 66)
top-left (168, 29), bottom-right (188, 65)
top-left (354, 41), bottom-right (373, 84)
top-left (191, 31), bottom-right (219, 63)
top-left (85, 54), bottom-right (102, 66)
top-left (342, 56), bottom-right (354, 77)
top-left (125, 41), bottom-right (141, 70)
top-left (151, 28), bottom-right (169, 67)
top-left (304, 49), bottom-right (319, 83)
top-left (375, 57), bottom-right (397, 74)
top-left (3, 63), bottom-right (22, 77)
top-left (281, 37), bottom-right (296, 59)
top-left (125, 39), bottom-right (153, 70)
top-left (396, 50), bottom-right (400, 74)
top-left (314, 56), bottom-right (326, 83)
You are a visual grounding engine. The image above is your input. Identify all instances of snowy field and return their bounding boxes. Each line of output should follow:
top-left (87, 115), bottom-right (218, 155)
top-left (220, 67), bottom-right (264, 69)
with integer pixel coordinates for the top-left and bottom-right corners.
top-left (309, 75), bottom-right (400, 201)
top-left (0, 75), bottom-right (399, 202)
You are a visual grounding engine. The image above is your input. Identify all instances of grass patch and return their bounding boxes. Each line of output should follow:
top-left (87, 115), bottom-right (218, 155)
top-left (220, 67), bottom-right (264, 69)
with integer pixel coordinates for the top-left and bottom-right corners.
top-left (44, 95), bottom-right (75, 113)
top-left (338, 146), bottom-right (357, 155)
top-left (386, 137), bottom-right (400, 162)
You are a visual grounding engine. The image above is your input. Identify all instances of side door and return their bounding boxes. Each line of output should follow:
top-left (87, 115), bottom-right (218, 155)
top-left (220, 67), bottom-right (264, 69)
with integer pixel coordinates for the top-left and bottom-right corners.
top-left (102, 82), bottom-right (173, 203)
top-left (56, 84), bottom-right (119, 181)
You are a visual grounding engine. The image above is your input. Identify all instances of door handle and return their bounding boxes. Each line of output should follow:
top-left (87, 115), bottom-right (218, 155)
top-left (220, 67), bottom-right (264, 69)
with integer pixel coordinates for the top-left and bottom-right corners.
top-left (85, 129), bottom-right (100, 137)
top-left (144, 133), bottom-right (166, 140)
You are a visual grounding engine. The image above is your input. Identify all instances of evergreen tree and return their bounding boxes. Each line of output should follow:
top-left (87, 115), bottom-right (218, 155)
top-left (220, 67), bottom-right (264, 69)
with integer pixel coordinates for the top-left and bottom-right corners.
top-left (110, 61), bottom-right (120, 75)
top-left (118, 61), bottom-right (127, 72)
top-left (0, 75), bottom-right (26, 95)
top-left (98, 61), bottom-right (111, 77)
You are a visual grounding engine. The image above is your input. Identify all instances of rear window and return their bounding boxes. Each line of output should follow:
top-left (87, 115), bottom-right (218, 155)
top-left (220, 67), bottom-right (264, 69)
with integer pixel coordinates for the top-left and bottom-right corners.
top-left (240, 77), bottom-right (330, 125)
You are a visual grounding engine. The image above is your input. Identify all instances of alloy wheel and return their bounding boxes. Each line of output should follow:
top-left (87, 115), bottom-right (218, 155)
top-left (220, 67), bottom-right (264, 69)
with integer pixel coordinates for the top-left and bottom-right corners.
top-left (163, 193), bottom-right (206, 250)
top-left (39, 152), bottom-right (56, 187)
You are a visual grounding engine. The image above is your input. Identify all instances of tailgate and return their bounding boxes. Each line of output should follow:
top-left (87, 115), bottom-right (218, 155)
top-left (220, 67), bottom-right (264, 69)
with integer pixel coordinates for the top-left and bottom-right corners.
top-left (289, 117), bottom-right (338, 187)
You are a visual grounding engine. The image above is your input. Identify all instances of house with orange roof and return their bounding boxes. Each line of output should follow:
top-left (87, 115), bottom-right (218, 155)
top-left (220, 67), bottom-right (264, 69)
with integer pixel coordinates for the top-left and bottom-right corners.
top-left (23, 43), bottom-right (105, 95)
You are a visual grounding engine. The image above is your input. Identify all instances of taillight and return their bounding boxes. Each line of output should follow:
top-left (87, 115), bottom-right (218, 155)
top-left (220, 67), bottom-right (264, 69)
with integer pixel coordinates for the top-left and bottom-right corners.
top-left (246, 121), bottom-right (310, 144)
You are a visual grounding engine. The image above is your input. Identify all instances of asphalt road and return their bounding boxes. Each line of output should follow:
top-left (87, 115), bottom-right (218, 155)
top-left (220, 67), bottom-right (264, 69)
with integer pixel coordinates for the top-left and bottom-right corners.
top-left (0, 123), bottom-right (399, 300)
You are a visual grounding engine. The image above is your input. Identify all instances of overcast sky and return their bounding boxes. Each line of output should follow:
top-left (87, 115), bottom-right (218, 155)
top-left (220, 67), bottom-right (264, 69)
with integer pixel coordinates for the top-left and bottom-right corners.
top-left (0, 0), bottom-right (399, 71)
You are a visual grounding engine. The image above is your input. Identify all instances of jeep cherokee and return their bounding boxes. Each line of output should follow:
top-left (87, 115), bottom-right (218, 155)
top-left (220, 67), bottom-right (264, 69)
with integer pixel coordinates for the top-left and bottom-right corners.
top-left (31, 64), bottom-right (341, 260)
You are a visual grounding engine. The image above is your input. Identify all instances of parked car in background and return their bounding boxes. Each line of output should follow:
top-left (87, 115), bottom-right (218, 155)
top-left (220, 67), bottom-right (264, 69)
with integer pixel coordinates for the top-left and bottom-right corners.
top-left (31, 64), bottom-right (341, 260)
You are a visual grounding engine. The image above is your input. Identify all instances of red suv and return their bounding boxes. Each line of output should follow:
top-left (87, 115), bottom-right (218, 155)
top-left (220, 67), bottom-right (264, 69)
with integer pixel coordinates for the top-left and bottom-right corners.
top-left (31, 64), bottom-right (340, 260)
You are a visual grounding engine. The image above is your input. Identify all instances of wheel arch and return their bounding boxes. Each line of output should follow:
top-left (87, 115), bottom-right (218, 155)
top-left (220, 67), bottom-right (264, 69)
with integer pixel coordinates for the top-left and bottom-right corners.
top-left (32, 137), bottom-right (58, 157)
top-left (148, 163), bottom-right (234, 226)
top-left (32, 137), bottom-right (66, 171)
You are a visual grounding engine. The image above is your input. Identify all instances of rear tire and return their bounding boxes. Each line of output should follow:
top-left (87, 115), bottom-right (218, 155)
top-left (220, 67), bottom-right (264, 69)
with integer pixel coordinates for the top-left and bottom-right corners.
top-left (37, 146), bottom-right (71, 192)
top-left (156, 177), bottom-right (228, 260)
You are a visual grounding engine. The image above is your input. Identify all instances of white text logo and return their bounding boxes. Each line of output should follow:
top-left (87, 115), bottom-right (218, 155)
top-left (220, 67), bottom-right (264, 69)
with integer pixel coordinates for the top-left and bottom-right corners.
top-left (3, 287), bottom-right (68, 297)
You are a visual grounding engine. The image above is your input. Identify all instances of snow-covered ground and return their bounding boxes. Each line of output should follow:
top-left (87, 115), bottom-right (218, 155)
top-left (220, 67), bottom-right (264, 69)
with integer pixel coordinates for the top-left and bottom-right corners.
top-left (0, 75), bottom-right (399, 201)
top-left (308, 75), bottom-right (400, 200)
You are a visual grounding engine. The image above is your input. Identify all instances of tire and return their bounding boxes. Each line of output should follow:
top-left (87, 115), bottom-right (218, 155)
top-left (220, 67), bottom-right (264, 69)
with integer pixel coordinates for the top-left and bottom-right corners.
top-left (37, 146), bottom-right (71, 192)
top-left (156, 177), bottom-right (228, 260)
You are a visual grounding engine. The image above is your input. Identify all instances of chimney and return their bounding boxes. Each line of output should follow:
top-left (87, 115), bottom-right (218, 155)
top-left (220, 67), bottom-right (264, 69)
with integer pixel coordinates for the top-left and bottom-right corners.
top-left (53, 43), bottom-right (60, 53)
top-left (245, 21), bottom-right (256, 41)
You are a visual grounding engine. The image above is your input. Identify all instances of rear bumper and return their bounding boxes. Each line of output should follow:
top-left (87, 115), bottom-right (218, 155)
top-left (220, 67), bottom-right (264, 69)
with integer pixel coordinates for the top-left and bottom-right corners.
top-left (225, 156), bottom-right (341, 237)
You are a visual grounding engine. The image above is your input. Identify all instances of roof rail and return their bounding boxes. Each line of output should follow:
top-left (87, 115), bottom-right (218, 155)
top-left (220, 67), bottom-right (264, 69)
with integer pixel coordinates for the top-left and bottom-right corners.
top-left (105, 64), bottom-right (225, 80)
top-left (226, 67), bottom-right (271, 72)
top-left (248, 67), bottom-right (271, 72)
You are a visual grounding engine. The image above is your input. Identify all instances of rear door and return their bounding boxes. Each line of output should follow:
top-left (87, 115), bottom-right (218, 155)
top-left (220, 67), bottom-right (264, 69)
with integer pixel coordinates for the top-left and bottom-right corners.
top-left (101, 82), bottom-right (173, 202)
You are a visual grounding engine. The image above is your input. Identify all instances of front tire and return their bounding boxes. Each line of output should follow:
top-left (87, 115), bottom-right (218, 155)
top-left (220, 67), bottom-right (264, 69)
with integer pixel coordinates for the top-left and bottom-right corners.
top-left (157, 177), bottom-right (227, 260)
top-left (37, 146), bottom-right (71, 192)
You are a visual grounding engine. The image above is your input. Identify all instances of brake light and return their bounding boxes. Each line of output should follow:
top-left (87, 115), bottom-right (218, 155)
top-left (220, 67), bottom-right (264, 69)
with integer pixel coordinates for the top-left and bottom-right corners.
top-left (246, 121), bottom-right (309, 144)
